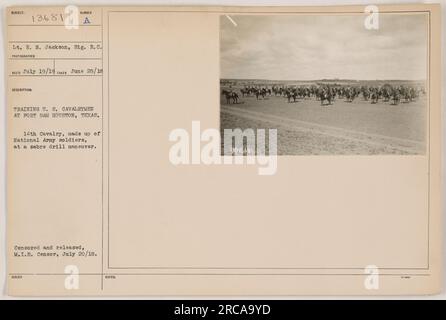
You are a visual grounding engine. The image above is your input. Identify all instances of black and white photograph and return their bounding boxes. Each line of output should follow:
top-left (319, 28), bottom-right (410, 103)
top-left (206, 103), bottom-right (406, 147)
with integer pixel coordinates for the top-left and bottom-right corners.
top-left (220, 13), bottom-right (428, 155)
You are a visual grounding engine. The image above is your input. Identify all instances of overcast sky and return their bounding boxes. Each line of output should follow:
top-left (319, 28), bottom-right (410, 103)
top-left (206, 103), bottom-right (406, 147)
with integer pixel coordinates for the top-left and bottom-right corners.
top-left (220, 13), bottom-right (428, 81)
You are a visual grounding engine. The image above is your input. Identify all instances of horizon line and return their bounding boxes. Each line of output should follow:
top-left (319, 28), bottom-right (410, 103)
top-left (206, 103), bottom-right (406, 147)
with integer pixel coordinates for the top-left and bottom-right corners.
top-left (221, 78), bottom-right (427, 82)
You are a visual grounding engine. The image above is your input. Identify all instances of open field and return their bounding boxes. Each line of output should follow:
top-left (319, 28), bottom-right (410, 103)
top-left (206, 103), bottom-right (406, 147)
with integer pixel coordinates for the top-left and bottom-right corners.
top-left (220, 82), bottom-right (427, 155)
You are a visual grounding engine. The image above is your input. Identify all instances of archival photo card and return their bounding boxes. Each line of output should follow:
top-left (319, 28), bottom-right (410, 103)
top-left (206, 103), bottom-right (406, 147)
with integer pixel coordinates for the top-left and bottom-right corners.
top-left (5, 4), bottom-right (442, 296)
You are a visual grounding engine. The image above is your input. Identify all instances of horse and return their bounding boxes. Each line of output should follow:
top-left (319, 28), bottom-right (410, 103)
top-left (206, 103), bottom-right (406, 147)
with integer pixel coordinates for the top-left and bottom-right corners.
top-left (286, 90), bottom-right (293, 103)
top-left (370, 91), bottom-right (379, 104)
top-left (221, 89), bottom-right (239, 104)
top-left (362, 90), bottom-right (370, 101)
top-left (344, 88), bottom-right (356, 103)
top-left (222, 89), bottom-right (232, 104)
top-left (391, 90), bottom-right (400, 105)
top-left (319, 88), bottom-right (333, 106)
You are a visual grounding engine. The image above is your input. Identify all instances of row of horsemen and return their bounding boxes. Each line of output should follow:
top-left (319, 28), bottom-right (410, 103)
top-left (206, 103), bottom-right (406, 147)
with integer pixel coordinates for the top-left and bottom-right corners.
top-left (222, 84), bottom-right (424, 106)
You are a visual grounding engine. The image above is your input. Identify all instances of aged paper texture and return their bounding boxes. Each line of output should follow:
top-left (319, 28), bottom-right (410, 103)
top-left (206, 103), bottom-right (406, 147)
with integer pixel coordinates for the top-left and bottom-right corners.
top-left (6, 4), bottom-right (442, 295)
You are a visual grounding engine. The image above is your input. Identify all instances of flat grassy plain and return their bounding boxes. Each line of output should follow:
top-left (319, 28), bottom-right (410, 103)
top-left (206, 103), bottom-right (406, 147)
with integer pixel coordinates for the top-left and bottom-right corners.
top-left (220, 82), bottom-right (426, 155)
